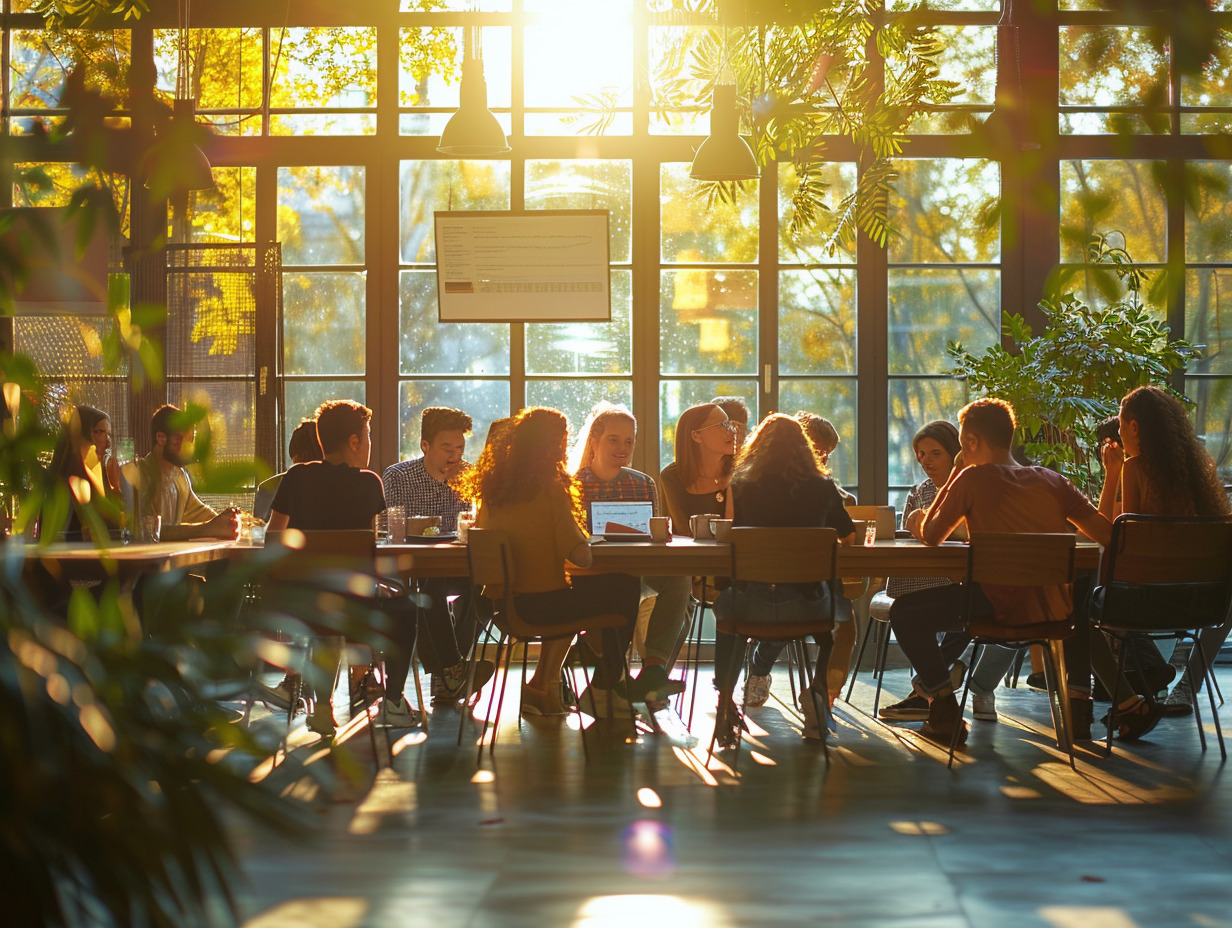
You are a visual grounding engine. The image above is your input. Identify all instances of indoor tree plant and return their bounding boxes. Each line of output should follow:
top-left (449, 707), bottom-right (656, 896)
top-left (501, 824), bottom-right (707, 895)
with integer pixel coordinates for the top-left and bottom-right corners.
top-left (947, 233), bottom-right (1196, 494)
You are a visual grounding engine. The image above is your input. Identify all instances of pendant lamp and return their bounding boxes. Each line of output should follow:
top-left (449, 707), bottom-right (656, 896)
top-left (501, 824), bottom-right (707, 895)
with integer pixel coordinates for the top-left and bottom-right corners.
top-left (690, 82), bottom-right (759, 181)
top-left (437, 24), bottom-right (510, 156)
top-left (145, 0), bottom-right (214, 194)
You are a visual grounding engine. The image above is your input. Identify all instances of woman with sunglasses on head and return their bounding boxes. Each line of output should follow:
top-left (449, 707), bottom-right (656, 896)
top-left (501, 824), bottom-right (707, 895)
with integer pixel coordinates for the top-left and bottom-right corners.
top-left (658, 403), bottom-right (737, 537)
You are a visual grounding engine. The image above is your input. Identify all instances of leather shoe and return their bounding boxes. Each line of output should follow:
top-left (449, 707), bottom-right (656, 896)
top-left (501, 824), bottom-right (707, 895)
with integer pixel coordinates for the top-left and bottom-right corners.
top-left (920, 692), bottom-right (968, 747)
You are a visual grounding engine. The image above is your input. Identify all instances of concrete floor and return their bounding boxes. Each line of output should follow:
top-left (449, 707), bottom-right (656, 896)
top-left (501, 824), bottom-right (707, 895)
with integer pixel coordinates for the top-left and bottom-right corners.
top-left (230, 666), bottom-right (1232, 928)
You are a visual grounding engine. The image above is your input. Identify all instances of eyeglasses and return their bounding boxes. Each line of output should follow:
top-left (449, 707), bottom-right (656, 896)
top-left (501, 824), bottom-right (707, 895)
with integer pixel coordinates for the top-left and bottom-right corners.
top-left (696, 420), bottom-right (738, 435)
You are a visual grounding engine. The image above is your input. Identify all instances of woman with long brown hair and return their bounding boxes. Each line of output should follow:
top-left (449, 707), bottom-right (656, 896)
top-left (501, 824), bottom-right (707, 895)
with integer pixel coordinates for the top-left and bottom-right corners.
top-left (711, 413), bottom-right (856, 745)
top-left (658, 403), bottom-right (737, 535)
top-left (465, 407), bottom-right (641, 717)
top-left (48, 404), bottom-right (123, 541)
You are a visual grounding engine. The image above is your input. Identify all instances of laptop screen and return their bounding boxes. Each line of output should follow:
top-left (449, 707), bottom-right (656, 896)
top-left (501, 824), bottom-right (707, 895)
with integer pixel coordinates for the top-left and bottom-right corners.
top-left (588, 500), bottom-right (655, 537)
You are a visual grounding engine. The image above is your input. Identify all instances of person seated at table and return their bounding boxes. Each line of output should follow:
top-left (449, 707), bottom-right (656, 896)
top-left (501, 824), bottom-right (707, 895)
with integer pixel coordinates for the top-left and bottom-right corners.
top-left (569, 402), bottom-right (690, 710)
top-left (123, 405), bottom-right (239, 542)
top-left (49, 404), bottom-right (123, 542)
top-left (463, 407), bottom-right (641, 718)
top-left (1097, 385), bottom-right (1232, 719)
top-left (268, 400), bottom-right (419, 733)
top-left (659, 403), bottom-right (737, 534)
top-left (879, 420), bottom-right (983, 721)
top-left (382, 406), bottom-right (493, 706)
top-left (253, 419), bottom-right (322, 522)
top-left (711, 413), bottom-right (856, 746)
top-left (889, 398), bottom-right (1129, 747)
top-left (798, 412), bottom-right (855, 505)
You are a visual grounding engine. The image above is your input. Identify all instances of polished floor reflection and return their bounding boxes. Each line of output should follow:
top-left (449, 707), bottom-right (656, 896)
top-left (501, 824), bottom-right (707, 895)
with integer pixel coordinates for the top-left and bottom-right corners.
top-left (233, 665), bottom-right (1232, 928)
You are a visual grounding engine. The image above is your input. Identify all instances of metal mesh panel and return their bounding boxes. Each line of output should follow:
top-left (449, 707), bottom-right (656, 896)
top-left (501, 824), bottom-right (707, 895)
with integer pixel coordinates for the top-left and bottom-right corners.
top-left (165, 243), bottom-right (283, 472)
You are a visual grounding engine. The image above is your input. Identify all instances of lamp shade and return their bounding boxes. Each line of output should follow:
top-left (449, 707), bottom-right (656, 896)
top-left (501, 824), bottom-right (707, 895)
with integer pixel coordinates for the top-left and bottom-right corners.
top-left (437, 56), bottom-right (510, 156)
top-left (690, 83), bottom-right (759, 182)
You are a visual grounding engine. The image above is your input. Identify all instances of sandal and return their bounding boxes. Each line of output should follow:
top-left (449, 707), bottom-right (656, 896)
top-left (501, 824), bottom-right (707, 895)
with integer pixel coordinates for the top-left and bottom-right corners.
top-left (521, 682), bottom-right (569, 718)
top-left (1106, 696), bottom-right (1165, 741)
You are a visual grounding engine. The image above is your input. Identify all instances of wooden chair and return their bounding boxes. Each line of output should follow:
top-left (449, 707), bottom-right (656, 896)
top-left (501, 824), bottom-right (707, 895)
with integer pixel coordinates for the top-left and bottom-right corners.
top-left (710, 526), bottom-right (839, 766)
top-left (464, 528), bottom-right (630, 763)
top-left (952, 531), bottom-right (1077, 769)
top-left (262, 529), bottom-right (427, 742)
top-left (837, 504), bottom-right (895, 708)
top-left (1090, 514), bottom-right (1232, 759)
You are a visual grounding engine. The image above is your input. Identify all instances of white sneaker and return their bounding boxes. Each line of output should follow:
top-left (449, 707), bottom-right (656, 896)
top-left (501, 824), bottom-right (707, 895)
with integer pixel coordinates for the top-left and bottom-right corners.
top-left (949, 660), bottom-right (968, 692)
top-left (972, 690), bottom-right (998, 721)
top-left (744, 674), bottom-right (772, 708)
top-left (379, 696), bottom-right (421, 728)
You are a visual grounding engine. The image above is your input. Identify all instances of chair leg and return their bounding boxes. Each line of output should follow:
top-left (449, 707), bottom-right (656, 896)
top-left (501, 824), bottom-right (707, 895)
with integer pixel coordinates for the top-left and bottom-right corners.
top-left (809, 633), bottom-right (834, 763)
top-left (844, 610), bottom-right (877, 703)
top-left (477, 633), bottom-right (510, 765)
top-left (410, 650), bottom-right (428, 735)
top-left (949, 643), bottom-right (980, 769)
top-left (1105, 633), bottom-right (1129, 756)
top-left (456, 612), bottom-right (495, 746)
top-left (871, 620), bottom-right (893, 718)
top-left (1044, 640), bottom-right (1075, 767)
top-left (685, 583), bottom-right (709, 731)
top-left (1006, 647), bottom-right (1027, 689)
top-left (1192, 636), bottom-right (1225, 759)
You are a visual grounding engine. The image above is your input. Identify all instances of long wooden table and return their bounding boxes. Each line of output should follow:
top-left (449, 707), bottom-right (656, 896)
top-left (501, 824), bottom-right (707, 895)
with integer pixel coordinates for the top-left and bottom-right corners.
top-left (4, 539), bottom-right (238, 584)
top-left (376, 536), bottom-right (1103, 580)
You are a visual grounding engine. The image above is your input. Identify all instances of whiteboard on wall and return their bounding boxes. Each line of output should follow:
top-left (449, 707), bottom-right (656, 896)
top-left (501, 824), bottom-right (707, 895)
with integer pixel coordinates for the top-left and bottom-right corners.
top-left (434, 210), bottom-right (610, 322)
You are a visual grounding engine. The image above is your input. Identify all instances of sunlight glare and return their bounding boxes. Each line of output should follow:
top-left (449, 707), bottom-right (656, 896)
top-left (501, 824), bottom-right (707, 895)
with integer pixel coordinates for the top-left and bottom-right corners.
top-left (242, 898), bottom-right (368, 928)
top-left (572, 895), bottom-right (731, 928)
top-left (1039, 907), bottom-right (1142, 928)
top-left (636, 787), bottom-right (662, 808)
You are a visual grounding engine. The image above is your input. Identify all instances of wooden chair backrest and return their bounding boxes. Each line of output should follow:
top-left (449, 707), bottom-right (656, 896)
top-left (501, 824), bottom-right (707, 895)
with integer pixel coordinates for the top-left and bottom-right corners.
top-left (728, 527), bottom-right (838, 585)
top-left (1105, 514), bottom-right (1232, 586)
top-left (844, 504), bottom-right (896, 540)
top-left (967, 532), bottom-right (1076, 588)
top-left (263, 529), bottom-right (377, 585)
top-left (465, 528), bottom-right (511, 593)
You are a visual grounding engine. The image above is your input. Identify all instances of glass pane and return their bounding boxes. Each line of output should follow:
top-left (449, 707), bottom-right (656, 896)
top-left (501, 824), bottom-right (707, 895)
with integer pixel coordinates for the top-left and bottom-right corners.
top-left (647, 26), bottom-right (710, 135)
top-left (10, 30), bottom-right (130, 113)
top-left (398, 26), bottom-right (511, 115)
top-left (659, 379), bottom-right (759, 472)
top-left (889, 268), bottom-right (999, 375)
top-left (154, 29), bottom-right (263, 136)
top-left (525, 381), bottom-right (634, 441)
top-left (399, 270), bottom-right (510, 375)
top-left (1187, 271), bottom-right (1232, 376)
top-left (400, 160), bottom-right (512, 264)
top-left (170, 381), bottom-right (255, 466)
top-left (889, 159), bottom-right (1001, 264)
top-left (778, 379), bottom-right (858, 490)
top-left (660, 163), bottom-right (759, 263)
top-left (14, 316), bottom-right (119, 377)
top-left (286, 380), bottom-right (366, 438)
top-left (660, 270), bottom-right (757, 374)
top-left (887, 378), bottom-right (968, 488)
top-left (1059, 27), bottom-right (1169, 135)
top-left (1057, 264), bottom-right (1168, 321)
top-left (1060, 160), bottom-right (1167, 264)
top-left (278, 166), bottom-right (366, 265)
top-left (269, 27), bottom-right (377, 111)
top-left (284, 272), bottom-right (366, 375)
top-left (1187, 378), bottom-right (1232, 484)
top-left (525, 160), bottom-right (632, 264)
top-left (404, 0), bottom-right (510, 8)
top-left (524, 17), bottom-right (632, 110)
top-left (1185, 162), bottom-right (1232, 263)
top-left (779, 270), bottom-right (856, 375)
top-left (778, 162), bottom-right (858, 264)
top-left (175, 166), bottom-right (257, 244)
top-left (397, 380), bottom-right (510, 464)
top-left (526, 271), bottom-right (631, 374)
top-left (892, 27), bottom-right (996, 134)
top-left (1181, 32), bottom-right (1232, 108)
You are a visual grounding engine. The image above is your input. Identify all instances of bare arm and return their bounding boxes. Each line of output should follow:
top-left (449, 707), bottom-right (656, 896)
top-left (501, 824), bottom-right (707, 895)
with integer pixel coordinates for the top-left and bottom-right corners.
top-left (1073, 508), bottom-right (1113, 548)
top-left (1097, 441), bottom-right (1124, 519)
top-left (919, 468), bottom-right (966, 546)
top-left (1120, 456), bottom-right (1144, 514)
top-left (267, 510), bottom-right (290, 532)
top-left (566, 539), bottom-right (593, 568)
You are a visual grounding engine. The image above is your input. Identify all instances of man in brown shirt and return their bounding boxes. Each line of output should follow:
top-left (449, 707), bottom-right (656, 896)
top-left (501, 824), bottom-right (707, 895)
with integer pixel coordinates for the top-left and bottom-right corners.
top-left (889, 398), bottom-right (1113, 745)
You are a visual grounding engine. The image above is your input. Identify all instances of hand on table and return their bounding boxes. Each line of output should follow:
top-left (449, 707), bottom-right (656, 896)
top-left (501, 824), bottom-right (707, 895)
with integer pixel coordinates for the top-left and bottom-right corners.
top-left (202, 507), bottom-right (241, 540)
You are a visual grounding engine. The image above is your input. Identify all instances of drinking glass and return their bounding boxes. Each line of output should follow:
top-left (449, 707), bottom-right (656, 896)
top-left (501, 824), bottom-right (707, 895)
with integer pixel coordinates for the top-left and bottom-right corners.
top-left (141, 515), bottom-right (162, 543)
top-left (373, 511), bottom-right (391, 545)
top-left (864, 521), bottom-right (877, 546)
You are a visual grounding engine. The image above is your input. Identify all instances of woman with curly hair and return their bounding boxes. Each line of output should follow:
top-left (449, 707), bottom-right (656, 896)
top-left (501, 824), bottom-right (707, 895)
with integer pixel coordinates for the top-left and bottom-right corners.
top-left (1098, 385), bottom-right (1231, 716)
top-left (466, 407), bottom-right (640, 717)
top-left (711, 413), bottom-right (856, 745)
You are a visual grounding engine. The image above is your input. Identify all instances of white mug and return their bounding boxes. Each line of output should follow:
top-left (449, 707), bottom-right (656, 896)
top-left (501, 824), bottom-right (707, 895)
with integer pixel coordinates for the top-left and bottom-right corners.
top-left (649, 516), bottom-right (670, 543)
top-left (689, 513), bottom-right (720, 539)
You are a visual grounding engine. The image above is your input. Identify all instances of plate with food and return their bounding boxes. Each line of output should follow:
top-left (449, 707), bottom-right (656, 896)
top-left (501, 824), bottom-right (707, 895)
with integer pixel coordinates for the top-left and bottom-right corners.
top-left (400, 531), bottom-right (458, 545)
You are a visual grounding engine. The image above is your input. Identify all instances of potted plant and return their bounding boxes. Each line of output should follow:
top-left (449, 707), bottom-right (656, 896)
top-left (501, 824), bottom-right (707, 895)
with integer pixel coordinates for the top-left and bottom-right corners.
top-left (947, 233), bottom-right (1196, 494)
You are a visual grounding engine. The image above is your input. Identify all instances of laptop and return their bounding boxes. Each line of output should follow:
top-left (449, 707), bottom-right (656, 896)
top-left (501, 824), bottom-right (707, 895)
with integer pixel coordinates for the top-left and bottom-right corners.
top-left (588, 499), bottom-right (655, 541)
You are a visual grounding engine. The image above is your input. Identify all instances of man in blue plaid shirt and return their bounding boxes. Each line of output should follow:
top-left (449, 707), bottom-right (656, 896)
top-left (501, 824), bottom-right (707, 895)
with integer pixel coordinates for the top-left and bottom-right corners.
top-left (383, 407), bottom-right (492, 704)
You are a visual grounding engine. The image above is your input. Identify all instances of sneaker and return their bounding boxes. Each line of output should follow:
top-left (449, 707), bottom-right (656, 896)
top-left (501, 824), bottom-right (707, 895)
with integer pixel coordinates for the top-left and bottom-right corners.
top-left (579, 682), bottom-right (637, 719)
top-left (432, 659), bottom-right (496, 706)
top-left (879, 693), bottom-right (930, 721)
top-left (920, 693), bottom-right (968, 747)
top-left (1161, 677), bottom-right (1195, 718)
top-left (349, 666), bottom-right (384, 713)
top-left (379, 695), bottom-right (421, 728)
top-left (627, 664), bottom-right (687, 704)
top-left (744, 673), bottom-right (772, 708)
top-left (972, 691), bottom-right (998, 721)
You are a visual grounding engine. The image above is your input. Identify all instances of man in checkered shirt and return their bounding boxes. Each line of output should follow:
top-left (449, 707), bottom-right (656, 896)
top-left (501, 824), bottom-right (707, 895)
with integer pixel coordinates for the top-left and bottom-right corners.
top-left (383, 406), bottom-right (492, 704)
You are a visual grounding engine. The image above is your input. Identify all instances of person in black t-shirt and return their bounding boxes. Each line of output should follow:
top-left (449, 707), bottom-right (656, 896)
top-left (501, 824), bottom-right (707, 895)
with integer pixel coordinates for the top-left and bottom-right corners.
top-left (268, 400), bottom-right (418, 732)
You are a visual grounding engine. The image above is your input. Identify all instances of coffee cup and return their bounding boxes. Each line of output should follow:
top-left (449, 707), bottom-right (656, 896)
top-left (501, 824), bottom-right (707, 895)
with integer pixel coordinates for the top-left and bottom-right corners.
top-left (649, 516), bottom-right (670, 543)
top-left (689, 513), bottom-right (720, 539)
top-left (711, 518), bottom-right (734, 542)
